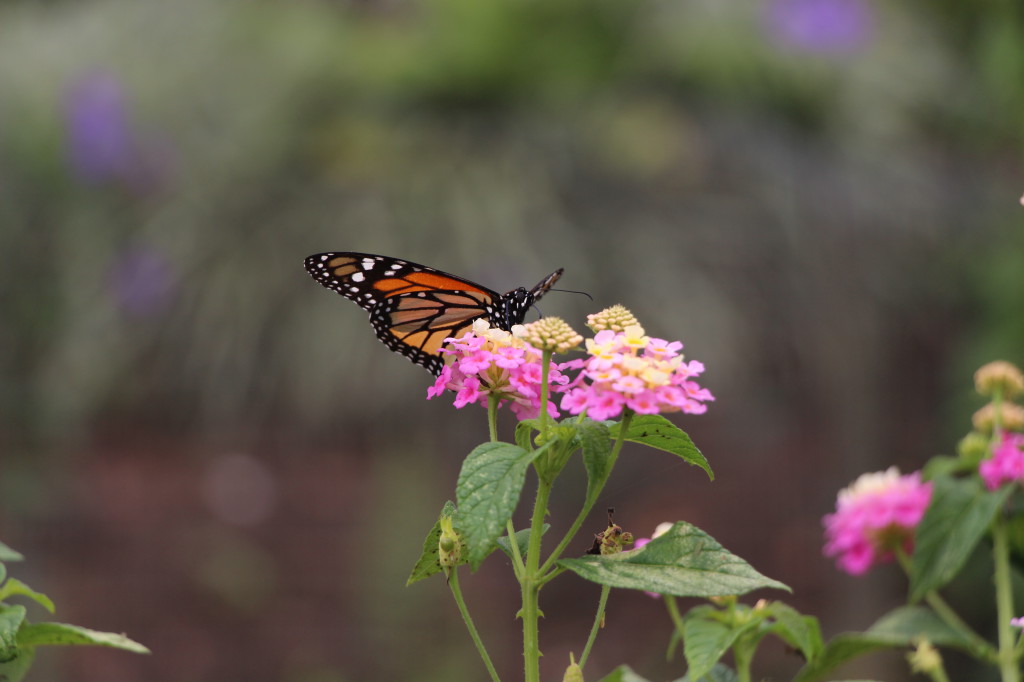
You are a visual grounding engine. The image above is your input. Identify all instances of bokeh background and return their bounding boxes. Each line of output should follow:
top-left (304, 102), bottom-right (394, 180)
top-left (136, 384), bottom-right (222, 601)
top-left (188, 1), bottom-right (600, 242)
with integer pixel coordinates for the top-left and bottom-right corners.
top-left (2, 0), bottom-right (1024, 680)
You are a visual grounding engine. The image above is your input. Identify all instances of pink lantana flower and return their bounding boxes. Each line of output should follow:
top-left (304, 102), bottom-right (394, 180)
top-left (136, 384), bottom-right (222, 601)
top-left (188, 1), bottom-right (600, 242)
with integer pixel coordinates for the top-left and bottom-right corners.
top-left (979, 432), bottom-right (1024, 491)
top-left (427, 319), bottom-right (567, 420)
top-left (559, 323), bottom-right (713, 421)
top-left (823, 467), bottom-right (932, 576)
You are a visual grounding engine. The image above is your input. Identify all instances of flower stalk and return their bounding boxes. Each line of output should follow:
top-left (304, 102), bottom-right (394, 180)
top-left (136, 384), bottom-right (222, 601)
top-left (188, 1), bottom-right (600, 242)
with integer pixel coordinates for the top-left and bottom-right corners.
top-left (992, 519), bottom-right (1020, 682)
top-left (579, 584), bottom-right (611, 668)
top-left (449, 568), bottom-right (501, 682)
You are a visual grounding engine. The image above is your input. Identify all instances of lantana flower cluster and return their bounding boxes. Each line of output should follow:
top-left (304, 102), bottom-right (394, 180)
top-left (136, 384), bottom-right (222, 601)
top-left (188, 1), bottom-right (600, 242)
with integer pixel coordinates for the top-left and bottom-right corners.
top-left (427, 319), bottom-right (568, 420)
top-left (428, 306), bottom-right (714, 424)
top-left (979, 432), bottom-right (1024, 491)
top-left (559, 321), bottom-right (714, 421)
top-left (823, 467), bottom-right (933, 576)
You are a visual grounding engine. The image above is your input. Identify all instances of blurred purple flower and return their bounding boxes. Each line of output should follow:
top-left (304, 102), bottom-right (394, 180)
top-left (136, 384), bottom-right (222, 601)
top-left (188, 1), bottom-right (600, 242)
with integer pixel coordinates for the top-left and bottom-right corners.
top-left (107, 244), bottom-right (178, 317)
top-left (763, 0), bottom-right (873, 56)
top-left (64, 71), bottom-right (172, 191)
top-left (64, 72), bottom-right (136, 183)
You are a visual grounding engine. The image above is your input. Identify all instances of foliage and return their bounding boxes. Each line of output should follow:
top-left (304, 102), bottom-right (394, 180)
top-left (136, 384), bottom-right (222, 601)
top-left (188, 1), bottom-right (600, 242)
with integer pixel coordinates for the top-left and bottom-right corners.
top-left (0, 540), bottom-right (147, 682)
top-left (406, 306), bottom-right (1024, 682)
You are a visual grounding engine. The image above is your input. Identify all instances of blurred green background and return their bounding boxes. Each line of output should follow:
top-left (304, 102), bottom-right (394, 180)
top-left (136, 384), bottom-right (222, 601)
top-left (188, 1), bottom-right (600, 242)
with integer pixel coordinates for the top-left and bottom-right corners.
top-left (2, 0), bottom-right (1023, 680)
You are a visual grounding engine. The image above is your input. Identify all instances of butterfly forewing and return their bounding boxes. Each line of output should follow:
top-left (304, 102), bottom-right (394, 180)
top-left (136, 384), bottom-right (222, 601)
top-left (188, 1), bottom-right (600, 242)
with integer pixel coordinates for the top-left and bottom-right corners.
top-left (304, 251), bottom-right (563, 375)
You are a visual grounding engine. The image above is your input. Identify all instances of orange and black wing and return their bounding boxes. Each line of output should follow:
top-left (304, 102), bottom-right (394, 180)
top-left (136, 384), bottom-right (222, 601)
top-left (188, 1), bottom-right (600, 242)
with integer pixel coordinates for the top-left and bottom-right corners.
top-left (304, 252), bottom-right (502, 375)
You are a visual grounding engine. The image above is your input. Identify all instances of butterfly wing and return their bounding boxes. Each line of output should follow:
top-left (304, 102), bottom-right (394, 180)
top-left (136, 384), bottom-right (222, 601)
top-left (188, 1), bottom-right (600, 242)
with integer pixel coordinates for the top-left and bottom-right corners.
top-left (527, 269), bottom-right (563, 306)
top-left (304, 252), bottom-right (504, 374)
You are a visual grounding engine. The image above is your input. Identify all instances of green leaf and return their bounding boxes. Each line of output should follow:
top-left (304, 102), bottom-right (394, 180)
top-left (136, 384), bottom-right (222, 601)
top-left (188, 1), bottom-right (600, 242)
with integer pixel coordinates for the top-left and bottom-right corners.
top-left (456, 441), bottom-right (546, 569)
top-left (678, 663), bottom-right (740, 681)
top-left (407, 501), bottom-right (462, 586)
top-left (921, 455), bottom-right (972, 479)
top-left (609, 415), bottom-right (713, 480)
top-left (578, 418), bottom-right (613, 503)
top-left (0, 580), bottom-right (55, 614)
top-left (16, 623), bottom-right (149, 653)
top-left (910, 476), bottom-right (1012, 602)
top-left (597, 662), bottom-right (737, 682)
top-left (0, 605), bottom-right (27, 662)
top-left (495, 524), bottom-right (550, 561)
top-left (683, 616), bottom-right (757, 681)
top-left (596, 665), bottom-right (653, 682)
top-left (766, 602), bottom-right (822, 662)
top-left (866, 606), bottom-right (973, 649)
top-left (557, 522), bottom-right (789, 597)
top-left (791, 606), bottom-right (971, 682)
top-left (0, 541), bottom-right (23, 563)
top-left (515, 419), bottom-right (541, 451)
top-left (791, 633), bottom-right (895, 682)
top-left (0, 644), bottom-right (35, 681)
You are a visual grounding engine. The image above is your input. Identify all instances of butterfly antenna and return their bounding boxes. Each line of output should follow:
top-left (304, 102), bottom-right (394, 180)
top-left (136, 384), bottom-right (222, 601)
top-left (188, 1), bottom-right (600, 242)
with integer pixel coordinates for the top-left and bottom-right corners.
top-left (531, 289), bottom-right (593, 318)
top-left (550, 288), bottom-right (594, 302)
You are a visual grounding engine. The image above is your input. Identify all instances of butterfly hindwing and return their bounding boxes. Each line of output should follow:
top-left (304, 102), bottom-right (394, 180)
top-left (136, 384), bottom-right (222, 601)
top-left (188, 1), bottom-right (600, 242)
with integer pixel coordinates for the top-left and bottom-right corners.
top-left (371, 287), bottom-right (498, 375)
top-left (304, 251), bottom-right (563, 375)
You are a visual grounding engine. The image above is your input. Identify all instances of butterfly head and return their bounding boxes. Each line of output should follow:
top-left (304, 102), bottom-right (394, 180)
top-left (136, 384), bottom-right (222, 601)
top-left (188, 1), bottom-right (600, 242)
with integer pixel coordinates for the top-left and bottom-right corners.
top-left (499, 287), bottom-right (535, 329)
top-left (497, 268), bottom-right (563, 329)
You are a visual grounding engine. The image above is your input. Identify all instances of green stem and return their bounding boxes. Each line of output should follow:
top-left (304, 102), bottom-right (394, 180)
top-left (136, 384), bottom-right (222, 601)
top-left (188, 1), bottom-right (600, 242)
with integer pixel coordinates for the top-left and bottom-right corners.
top-left (506, 519), bottom-right (525, 580)
top-left (732, 639), bottom-right (754, 682)
top-left (992, 387), bottom-right (1004, 435)
top-left (449, 568), bottom-right (502, 682)
top-left (539, 349), bottom-right (552, 437)
top-left (664, 595), bottom-right (686, 644)
top-left (522, 476), bottom-right (554, 682)
top-left (896, 549), bottom-right (997, 661)
top-left (538, 411), bottom-right (633, 577)
top-left (487, 394), bottom-right (500, 443)
top-left (536, 566), bottom-right (566, 589)
top-left (924, 591), bottom-right (997, 662)
top-left (579, 584), bottom-right (611, 669)
top-left (993, 519), bottom-right (1020, 682)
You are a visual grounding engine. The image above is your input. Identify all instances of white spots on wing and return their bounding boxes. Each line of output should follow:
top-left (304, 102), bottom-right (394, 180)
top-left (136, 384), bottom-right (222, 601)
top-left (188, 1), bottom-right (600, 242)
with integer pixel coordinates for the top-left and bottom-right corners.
top-left (319, 255), bottom-right (329, 261)
top-left (361, 258), bottom-right (377, 270)
top-left (351, 272), bottom-right (365, 283)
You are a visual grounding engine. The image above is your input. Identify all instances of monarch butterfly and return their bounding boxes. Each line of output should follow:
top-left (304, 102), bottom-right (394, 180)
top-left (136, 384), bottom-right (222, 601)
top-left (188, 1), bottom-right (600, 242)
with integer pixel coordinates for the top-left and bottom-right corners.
top-left (304, 252), bottom-right (563, 375)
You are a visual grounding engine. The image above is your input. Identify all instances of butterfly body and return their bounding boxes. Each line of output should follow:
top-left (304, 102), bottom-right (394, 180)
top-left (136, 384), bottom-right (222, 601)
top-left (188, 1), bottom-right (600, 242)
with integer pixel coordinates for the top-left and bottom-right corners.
top-left (304, 252), bottom-right (563, 375)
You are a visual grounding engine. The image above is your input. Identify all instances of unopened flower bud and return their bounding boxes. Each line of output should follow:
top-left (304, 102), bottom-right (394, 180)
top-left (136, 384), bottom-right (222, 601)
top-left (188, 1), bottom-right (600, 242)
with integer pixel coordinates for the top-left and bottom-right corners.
top-left (972, 403), bottom-right (1024, 433)
top-left (957, 432), bottom-right (990, 464)
top-left (907, 640), bottom-right (943, 675)
top-left (523, 317), bottom-right (583, 354)
top-left (438, 517), bottom-right (464, 573)
top-left (562, 653), bottom-right (584, 682)
top-left (586, 305), bottom-right (642, 333)
top-left (974, 361), bottom-right (1024, 399)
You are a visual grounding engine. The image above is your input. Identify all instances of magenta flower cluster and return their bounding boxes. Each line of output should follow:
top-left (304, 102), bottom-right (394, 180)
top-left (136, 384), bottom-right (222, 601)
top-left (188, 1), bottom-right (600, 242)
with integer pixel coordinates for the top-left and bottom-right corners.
top-left (427, 314), bottom-right (714, 424)
top-left (559, 326), bottom-right (714, 421)
top-left (427, 320), bottom-right (567, 420)
top-left (823, 468), bottom-right (933, 576)
top-left (979, 432), bottom-right (1024, 491)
